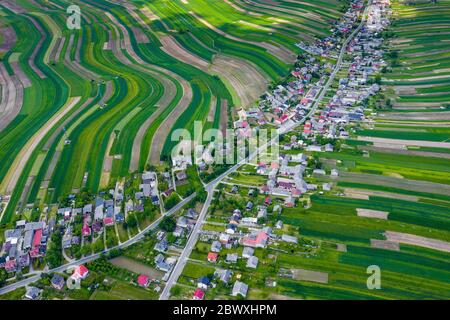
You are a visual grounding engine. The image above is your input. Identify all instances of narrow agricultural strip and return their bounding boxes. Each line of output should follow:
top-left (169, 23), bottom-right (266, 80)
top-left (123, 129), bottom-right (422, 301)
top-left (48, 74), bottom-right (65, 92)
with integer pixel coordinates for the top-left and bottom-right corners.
top-left (0, 96), bottom-right (81, 195)
top-left (188, 10), bottom-right (297, 64)
top-left (384, 231), bottom-right (450, 253)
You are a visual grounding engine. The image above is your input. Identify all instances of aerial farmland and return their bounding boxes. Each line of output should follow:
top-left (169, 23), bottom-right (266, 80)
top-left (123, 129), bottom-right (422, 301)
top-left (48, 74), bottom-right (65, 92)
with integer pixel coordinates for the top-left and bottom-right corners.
top-left (0, 0), bottom-right (449, 303)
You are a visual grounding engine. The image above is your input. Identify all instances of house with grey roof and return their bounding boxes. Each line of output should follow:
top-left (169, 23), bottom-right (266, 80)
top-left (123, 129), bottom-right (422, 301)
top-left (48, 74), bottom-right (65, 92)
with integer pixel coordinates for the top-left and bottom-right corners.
top-left (246, 256), bottom-right (259, 269)
top-left (211, 241), bottom-right (222, 253)
top-left (242, 247), bottom-right (254, 259)
top-left (226, 253), bottom-right (238, 264)
top-left (232, 281), bottom-right (248, 298)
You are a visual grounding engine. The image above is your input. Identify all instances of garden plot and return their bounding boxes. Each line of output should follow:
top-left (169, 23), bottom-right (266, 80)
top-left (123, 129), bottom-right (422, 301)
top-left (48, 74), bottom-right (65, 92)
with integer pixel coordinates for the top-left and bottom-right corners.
top-left (110, 256), bottom-right (164, 280)
top-left (384, 231), bottom-right (450, 253)
top-left (370, 239), bottom-right (400, 251)
top-left (357, 136), bottom-right (450, 149)
top-left (356, 208), bottom-right (389, 220)
top-left (292, 268), bottom-right (329, 284)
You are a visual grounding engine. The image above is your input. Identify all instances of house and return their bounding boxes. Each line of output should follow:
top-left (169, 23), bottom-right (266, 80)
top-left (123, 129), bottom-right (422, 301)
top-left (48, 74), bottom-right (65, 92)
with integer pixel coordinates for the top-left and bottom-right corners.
top-left (186, 208), bottom-right (197, 219)
top-left (313, 169), bottom-right (326, 175)
top-left (219, 233), bottom-right (230, 244)
top-left (246, 256), bottom-right (259, 269)
top-left (156, 261), bottom-right (171, 272)
top-left (151, 195), bottom-right (160, 205)
top-left (5, 259), bottom-right (16, 272)
top-left (245, 201), bottom-right (254, 211)
top-left (241, 231), bottom-right (269, 248)
top-left (176, 216), bottom-right (188, 228)
top-left (207, 252), bottom-right (218, 263)
top-left (331, 169), bottom-right (339, 177)
top-left (71, 265), bottom-right (89, 281)
top-left (219, 269), bottom-right (232, 283)
top-left (211, 241), bottom-right (222, 253)
top-left (226, 253), bottom-right (238, 264)
top-left (137, 274), bottom-right (150, 287)
top-left (51, 274), bottom-right (65, 290)
top-left (281, 234), bottom-right (298, 244)
top-left (154, 254), bottom-right (165, 265)
top-left (323, 183), bottom-right (331, 191)
top-left (226, 224), bottom-right (237, 235)
top-left (82, 224), bottom-right (91, 237)
top-left (242, 247), bottom-right (254, 259)
top-left (103, 217), bottom-right (114, 227)
top-left (193, 288), bottom-right (205, 300)
top-left (257, 206), bottom-right (268, 219)
top-left (208, 252), bottom-right (219, 263)
top-left (197, 276), bottom-right (210, 290)
top-left (232, 281), bottom-right (248, 298)
top-left (176, 171), bottom-right (187, 181)
top-left (275, 220), bottom-right (284, 229)
top-left (173, 226), bottom-right (185, 238)
top-left (25, 286), bottom-right (42, 300)
top-left (154, 241), bottom-right (168, 253)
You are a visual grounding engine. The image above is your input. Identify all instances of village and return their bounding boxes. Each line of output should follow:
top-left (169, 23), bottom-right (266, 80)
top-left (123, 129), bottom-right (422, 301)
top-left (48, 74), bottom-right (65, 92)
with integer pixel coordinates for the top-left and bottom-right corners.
top-left (0, 0), bottom-right (393, 300)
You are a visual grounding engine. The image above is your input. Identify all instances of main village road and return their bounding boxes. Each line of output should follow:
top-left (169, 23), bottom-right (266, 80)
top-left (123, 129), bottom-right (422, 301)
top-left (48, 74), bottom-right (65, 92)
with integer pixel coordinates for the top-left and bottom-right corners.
top-left (159, 1), bottom-right (372, 300)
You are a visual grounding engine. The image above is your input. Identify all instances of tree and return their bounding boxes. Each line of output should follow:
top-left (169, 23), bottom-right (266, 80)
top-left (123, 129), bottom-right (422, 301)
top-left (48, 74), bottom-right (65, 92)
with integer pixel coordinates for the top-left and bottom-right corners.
top-left (125, 213), bottom-right (138, 229)
top-left (0, 268), bottom-right (8, 287)
top-left (164, 194), bottom-right (180, 210)
top-left (160, 216), bottom-right (176, 232)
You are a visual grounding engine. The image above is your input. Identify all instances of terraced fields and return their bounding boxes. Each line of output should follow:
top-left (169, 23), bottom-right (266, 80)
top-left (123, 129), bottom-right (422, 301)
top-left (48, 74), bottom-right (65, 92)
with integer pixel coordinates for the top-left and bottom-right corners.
top-left (0, 0), bottom-right (347, 223)
top-left (381, 0), bottom-right (450, 116)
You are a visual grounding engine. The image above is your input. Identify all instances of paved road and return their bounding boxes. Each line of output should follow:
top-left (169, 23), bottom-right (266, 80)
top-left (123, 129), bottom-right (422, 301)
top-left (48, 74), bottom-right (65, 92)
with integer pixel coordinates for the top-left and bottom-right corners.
top-left (159, 3), bottom-right (371, 300)
top-left (0, 193), bottom-right (196, 295)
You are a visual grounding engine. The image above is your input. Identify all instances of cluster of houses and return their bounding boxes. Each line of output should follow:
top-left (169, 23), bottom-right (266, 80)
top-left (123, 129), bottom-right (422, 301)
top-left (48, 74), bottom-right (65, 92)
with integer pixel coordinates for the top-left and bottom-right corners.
top-left (153, 208), bottom-right (199, 281)
top-left (237, 0), bottom-right (366, 137)
top-left (307, 0), bottom-right (391, 138)
top-left (23, 265), bottom-right (89, 300)
top-left (192, 204), bottom-right (302, 299)
top-left (58, 171), bottom-right (159, 250)
top-left (296, 1), bottom-right (365, 57)
top-left (0, 220), bottom-right (52, 273)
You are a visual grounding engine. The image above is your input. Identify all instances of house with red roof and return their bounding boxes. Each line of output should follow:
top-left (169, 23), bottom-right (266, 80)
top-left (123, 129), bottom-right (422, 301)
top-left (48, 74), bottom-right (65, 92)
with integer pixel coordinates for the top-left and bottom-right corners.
top-left (82, 224), bottom-right (91, 237)
top-left (71, 265), bottom-right (89, 281)
top-left (103, 217), bottom-right (114, 226)
top-left (32, 229), bottom-right (42, 248)
top-left (5, 259), bottom-right (16, 273)
top-left (137, 274), bottom-right (150, 287)
top-left (241, 231), bottom-right (269, 248)
top-left (193, 288), bottom-right (205, 300)
top-left (207, 252), bottom-right (218, 263)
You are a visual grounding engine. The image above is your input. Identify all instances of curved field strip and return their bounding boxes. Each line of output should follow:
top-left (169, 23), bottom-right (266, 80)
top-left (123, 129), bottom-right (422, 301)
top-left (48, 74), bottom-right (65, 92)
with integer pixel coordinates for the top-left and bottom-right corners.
top-left (210, 54), bottom-right (269, 107)
top-left (188, 10), bottom-right (297, 64)
top-left (0, 96), bottom-right (81, 195)
top-left (382, 0), bottom-right (450, 113)
top-left (0, 62), bottom-right (24, 132)
top-left (0, 0), bottom-right (344, 220)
